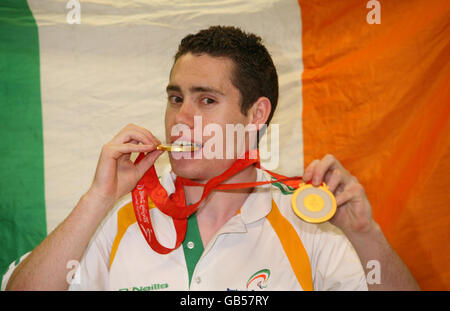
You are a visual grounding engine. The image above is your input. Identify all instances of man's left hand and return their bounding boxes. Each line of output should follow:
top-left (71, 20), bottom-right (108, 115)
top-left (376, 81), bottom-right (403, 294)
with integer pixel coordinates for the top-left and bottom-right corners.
top-left (302, 154), bottom-right (375, 235)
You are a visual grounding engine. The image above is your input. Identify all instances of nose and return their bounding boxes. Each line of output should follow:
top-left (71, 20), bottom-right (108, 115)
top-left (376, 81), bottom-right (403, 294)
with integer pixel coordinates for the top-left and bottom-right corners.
top-left (174, 100), bottom-right (195, 129)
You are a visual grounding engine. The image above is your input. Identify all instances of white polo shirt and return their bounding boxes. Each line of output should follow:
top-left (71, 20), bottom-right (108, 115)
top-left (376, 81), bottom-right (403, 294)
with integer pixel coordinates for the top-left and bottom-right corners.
top-left (2, 168), bottom-right (368, 291)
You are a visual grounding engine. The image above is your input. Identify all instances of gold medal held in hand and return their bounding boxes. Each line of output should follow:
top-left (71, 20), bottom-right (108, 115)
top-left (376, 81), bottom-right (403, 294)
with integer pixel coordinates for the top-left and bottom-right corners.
top-left (291, 183), bottom-right (337, 223)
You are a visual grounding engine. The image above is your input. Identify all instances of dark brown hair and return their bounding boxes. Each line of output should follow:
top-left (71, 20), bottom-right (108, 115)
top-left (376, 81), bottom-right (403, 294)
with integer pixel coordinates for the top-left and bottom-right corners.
top-left (174, 25), bottom-right (278, 126)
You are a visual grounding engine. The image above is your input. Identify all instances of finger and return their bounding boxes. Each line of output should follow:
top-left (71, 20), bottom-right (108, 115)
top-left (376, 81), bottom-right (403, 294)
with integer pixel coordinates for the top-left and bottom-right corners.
top-left (103, 143), bottom-right (157, 160)
top-left (303, 159), bottom-right (320, 182)
top-left (335, 183), bottom-right (346, 197)
top-left (325, 168), bottom-right (344, 194)
top-left (335, 188), bottom-right (352, 207)
top-left (113, 124), bottom-right (161, 146)
top-left (136, 125), bottom-right (161, 146)
top-left (115, 130), bottom-right (158, 146)
top-left (335, 182), bottom-right (365, 206)
top-left (323, 169), bottom-right (333, 185)
top-left (135, 150), bottom-right (164, 178)
top-left (128, 124), bottom-right (162, 146)
top-left (117, 139), bottom-right (139, 163)
top-left (128, 124), bottom-right (161, 146)
top-left (311, 154), bottom-right (341, 186)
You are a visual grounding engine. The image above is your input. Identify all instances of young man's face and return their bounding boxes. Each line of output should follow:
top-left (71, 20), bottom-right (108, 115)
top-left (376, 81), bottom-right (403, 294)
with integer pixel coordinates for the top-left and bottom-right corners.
top-left (164, 52), bottom-right (253, 181)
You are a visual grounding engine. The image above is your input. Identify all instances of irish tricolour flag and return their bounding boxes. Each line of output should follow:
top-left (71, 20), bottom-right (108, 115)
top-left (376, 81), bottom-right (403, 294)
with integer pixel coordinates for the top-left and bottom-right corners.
top-left (1, 0), bottom-right (449, 290)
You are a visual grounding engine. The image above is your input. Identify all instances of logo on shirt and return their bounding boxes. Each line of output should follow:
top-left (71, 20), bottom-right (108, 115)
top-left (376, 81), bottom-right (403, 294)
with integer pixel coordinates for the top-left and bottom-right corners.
top-left (246, 269), bottom-right (271, 290)
top-left (118, 283), bottom-right (169, 291)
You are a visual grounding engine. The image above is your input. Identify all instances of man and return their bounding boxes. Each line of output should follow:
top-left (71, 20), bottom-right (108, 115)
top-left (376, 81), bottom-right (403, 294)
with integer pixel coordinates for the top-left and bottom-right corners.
top-left (3, 26), bottom-right (419, 290)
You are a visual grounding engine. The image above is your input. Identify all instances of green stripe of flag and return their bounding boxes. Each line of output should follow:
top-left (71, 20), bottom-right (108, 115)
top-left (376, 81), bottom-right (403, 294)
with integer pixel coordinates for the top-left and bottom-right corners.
top-left (0, 0), bottom-right (47, 276)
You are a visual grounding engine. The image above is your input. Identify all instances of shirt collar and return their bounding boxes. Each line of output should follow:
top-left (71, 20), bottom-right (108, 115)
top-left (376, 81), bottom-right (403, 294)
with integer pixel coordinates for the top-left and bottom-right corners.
top-left (239, 168), bottom-right (273, 224)
top-left (162, 167), bottom-right (273, 225)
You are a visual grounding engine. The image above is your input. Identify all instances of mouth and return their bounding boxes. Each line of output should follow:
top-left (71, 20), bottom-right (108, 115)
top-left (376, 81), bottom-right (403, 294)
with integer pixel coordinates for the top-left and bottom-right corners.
top-left (158, 140), bottom-right (202, 152)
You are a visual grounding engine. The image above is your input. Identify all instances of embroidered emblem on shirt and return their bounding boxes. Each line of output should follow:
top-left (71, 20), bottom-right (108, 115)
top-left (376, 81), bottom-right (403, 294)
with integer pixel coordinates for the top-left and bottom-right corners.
top-left (246, 269), bottom-right (271, 290)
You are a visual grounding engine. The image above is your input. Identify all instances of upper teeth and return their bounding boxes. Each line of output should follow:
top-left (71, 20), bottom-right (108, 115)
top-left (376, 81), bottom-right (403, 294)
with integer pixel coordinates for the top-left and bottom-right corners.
top-left (173, 141), bottom-right (202, 147)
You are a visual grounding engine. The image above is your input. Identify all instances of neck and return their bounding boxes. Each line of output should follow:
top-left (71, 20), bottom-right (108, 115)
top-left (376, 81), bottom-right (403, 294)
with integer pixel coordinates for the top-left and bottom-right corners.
top-left (183, 165), bottom-right (257, 225)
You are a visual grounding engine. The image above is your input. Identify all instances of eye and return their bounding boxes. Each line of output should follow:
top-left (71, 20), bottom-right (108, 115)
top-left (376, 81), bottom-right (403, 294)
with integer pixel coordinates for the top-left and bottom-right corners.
top-left (201, 97), bottom-right (216, 105)
top-left (168, 95), bottom-right (183, 105)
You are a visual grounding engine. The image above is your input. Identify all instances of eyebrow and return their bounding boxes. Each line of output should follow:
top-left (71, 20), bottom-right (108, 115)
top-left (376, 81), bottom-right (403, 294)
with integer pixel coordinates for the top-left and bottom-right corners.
top-left (166, 84), bottom-right (225, 96)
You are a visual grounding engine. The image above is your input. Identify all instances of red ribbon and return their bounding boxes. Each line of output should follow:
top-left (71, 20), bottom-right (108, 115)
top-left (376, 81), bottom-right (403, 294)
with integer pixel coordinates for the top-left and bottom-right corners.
top-left (131, 149), bottom-right (303, 254)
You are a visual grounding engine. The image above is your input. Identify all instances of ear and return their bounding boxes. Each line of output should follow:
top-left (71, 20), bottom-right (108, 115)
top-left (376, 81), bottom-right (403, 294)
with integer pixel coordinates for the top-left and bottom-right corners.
top-left (247, 96), bottom-right (272, 130)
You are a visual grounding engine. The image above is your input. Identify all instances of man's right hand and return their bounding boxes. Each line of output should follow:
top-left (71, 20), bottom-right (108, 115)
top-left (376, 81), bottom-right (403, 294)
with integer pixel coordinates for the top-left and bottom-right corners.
top-left (88, 123), bottom-right (164, 204)
top-left (5, 123), bottom-right (164, 290)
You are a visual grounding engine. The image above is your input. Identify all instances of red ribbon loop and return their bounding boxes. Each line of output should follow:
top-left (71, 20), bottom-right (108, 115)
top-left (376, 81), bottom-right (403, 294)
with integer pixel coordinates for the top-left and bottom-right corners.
top-left (131, 149), bottom-right (303, 254)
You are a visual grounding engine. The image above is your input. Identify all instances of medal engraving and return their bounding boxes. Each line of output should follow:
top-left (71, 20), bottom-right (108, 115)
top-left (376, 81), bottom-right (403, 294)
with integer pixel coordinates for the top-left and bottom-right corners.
top-left (292, 183), bottom-right (337, 223)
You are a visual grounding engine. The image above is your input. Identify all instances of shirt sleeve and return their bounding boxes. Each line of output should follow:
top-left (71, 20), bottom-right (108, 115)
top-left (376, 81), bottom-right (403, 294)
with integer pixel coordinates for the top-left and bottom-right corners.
top-left (1, 252), bottom-right (31, 291)
top-left (1, 220), bottom-right (114, 291)
top-left (67, 223), bottom-right (113, 290)
top-left (1, 201), bottom-right (121, 291)
top-left (270, 178), bottom-right (368, 291)
top-left (309, 222), bottom-right (368, 291)
top-left (68, 204), bottom-right (120, 291)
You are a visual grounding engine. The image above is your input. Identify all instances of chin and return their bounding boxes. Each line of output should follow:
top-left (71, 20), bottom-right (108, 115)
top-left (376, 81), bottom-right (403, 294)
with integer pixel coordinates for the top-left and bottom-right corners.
top-left (169, 157), bottom-right (231, 181)
top-left (170, 158), bottom-right (209, 181)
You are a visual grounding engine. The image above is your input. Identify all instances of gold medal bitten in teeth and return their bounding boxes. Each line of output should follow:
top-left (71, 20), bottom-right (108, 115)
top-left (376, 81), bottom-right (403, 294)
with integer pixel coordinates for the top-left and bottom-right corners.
top-left (156, 143), bottom-right (200, 152)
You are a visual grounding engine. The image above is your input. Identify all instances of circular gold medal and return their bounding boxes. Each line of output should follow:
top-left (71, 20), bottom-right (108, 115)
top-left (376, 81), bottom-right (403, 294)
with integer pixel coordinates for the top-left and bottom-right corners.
top-left (291, 183), bottom-right (337, 223)
top-left (157, 143), bottom-right (200, 152)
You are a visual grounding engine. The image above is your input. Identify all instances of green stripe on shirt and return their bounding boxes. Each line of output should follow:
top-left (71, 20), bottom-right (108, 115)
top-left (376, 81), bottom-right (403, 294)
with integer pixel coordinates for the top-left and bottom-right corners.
top-left (182, 213), bottom-right (204, 287)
